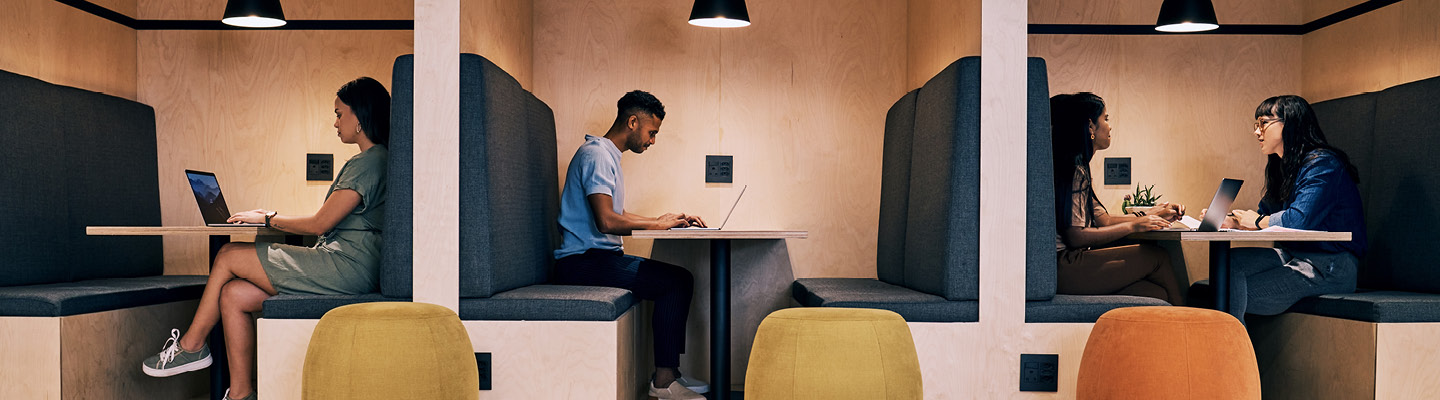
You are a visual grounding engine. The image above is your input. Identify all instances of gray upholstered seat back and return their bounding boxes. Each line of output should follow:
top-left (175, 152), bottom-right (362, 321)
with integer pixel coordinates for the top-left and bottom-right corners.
top-left (382, 55), bottom-right (415, 298)
top-left (877, 90), bottom-right (918, 285)
top-left (0, 69), bottom-right (164, 287)
top-left (1026, 57), bottom-right (1058, 301)
top-left (1358, 76), bottom-right (1440, 294)
top-left (382, 54), bottom-right (561, 299)
top-left (901, 57), bottom-right (982, 301)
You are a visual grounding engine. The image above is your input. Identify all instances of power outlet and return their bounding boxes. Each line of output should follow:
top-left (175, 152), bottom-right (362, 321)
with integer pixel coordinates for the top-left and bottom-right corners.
top-left (706, 155), bottom-right (733, 183)
top-left (306, 153), bottom-right (333, 181)
top-left (1104, 157), bottom-right (1131, 185)
top-left (1019, 354), bottom-right (1058, 392)
top-left (475, 352), bottom-right (491, 390)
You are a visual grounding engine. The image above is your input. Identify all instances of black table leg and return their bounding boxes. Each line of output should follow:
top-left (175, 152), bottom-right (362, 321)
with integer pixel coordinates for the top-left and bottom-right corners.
top-left (208, 235), bottom-right (230, 400)
top-left (1210, 241), bottom-right (1232, 316)
top-left (710, 239), bottom-right (731, 400)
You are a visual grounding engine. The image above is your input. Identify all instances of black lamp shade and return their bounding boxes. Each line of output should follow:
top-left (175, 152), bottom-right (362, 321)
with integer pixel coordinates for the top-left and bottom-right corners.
top-left (689, 0), bottom-right (750, 28)
top-left (223, 0), bottom-right (287, 28)
top-left (1155, 0), bottom-right (1218, 32)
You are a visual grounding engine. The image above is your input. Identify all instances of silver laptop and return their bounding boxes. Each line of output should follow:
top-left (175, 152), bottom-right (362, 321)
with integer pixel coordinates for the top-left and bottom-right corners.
top-left (186, 170), bottom-right (265, 227)
top-left (1161, 178), bottom-right (1243, 232)
top-left (671, 185), bottom-right (747, 230)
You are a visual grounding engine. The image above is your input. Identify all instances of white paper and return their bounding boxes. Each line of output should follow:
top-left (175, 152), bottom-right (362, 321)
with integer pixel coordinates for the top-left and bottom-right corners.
top-left (1176, 215), bottom-right (1201, 229)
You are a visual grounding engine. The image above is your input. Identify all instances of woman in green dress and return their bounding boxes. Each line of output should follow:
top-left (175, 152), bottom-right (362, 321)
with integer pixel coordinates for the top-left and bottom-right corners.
top-left (140, 77), bottom-right (390, 400)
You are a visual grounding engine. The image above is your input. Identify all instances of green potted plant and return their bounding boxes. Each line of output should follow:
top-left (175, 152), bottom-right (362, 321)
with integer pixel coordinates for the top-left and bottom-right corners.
top-left (1121, 184), bottom-right (1163, 215)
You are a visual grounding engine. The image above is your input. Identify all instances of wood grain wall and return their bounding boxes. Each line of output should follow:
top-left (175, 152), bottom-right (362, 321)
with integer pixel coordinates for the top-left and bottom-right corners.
top-left (1, 0), bottom-right (137, 100)
top-left (908, 0), bottom-right (982, 90)
top-left (137, 0), bottom-right (415, 274)
top-left (1302, 0), bottom-right (1440, 102)
top-left (534, 0), bottom-right (907, 280)
top-left (462, 0), bottom-right (532, 88)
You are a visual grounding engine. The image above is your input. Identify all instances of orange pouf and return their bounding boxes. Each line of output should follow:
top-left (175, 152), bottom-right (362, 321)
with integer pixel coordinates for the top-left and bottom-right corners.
top-left (1077, 307), bottom-right (1259, 400)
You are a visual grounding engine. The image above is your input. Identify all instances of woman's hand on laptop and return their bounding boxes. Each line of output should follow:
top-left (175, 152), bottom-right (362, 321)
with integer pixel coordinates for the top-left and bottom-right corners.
top-left (1230, 209), bottom-right (1261, 230)
top-left (1129, 215), bottom-right (1172, 233)
top-left (1145, 202), bottom-right (1186, 222)
top-left (227, 209), bottom-right (271, 224)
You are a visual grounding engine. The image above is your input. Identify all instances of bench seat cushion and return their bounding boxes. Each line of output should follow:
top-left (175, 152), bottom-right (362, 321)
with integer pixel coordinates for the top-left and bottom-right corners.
top-left (1288, 290), bottom-right (1440, 323)
top-left (0, 275), bottom-right (207, 317)
top-left (459, 285), bottom-right (634, 321)
top-left (1025, 294), bottom-right (1169, 323)
top-left (261, 293), bottom-right (399, 319)
top-left (791, 278), bottom-right (979, 322)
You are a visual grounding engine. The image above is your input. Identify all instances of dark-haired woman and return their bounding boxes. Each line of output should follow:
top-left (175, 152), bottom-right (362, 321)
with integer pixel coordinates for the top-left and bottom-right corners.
top-left (1217, 95), bottom-right (1366, 323)
top-left (140, 77), bottom-right (390, 400)
top-left (1051, 92), bottom-right (1186, 305)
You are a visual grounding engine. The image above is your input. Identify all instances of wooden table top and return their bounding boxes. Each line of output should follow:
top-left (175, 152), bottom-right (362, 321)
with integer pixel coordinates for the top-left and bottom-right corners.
top-left (631, 230), bottom-right (808, 240)
top-left (86, 226), bottom-right (290, 236)
top-left (1128, 230), bottom-right (1351, 241)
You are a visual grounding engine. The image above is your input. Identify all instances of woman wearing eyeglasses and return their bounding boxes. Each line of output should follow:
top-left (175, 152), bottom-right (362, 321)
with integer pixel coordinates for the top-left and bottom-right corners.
top-left (1051, 92), bottom-right (1186, 305)
top-left (1213, 95), bottom-right (1367, 323)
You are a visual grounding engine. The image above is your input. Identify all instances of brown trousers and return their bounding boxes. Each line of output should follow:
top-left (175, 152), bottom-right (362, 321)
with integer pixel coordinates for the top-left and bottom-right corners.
top-left (1057, 244), bottom-right (1184, 305)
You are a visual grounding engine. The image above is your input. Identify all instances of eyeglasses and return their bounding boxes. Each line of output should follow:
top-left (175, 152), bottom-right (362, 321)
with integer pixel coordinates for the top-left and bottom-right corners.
top-left (1254, 118), bottom-right (1281, 131)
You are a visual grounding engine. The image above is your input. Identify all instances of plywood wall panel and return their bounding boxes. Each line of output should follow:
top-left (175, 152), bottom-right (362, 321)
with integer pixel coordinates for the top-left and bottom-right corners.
top-left (908, 0), bottom-right (982, 90)
top-left (140, 29), bottom-right (413, 274)
top-left (1029, 0), bottom-right (1304, 25)
top-left (462, 0), bottom-right (533, 88)
top-left (535, 0), bottom-right (905, 280)
top-left (0, 0), bottom-right (136, 100)
top-left (1302, 0), bottom-right (1440, 102)
top-left (139, 0), bottom-right (413, 20)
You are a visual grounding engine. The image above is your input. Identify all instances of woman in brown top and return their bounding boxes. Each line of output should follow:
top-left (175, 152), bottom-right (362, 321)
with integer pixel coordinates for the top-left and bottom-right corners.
top-left (1050, 92), bottom-right (1185, 305)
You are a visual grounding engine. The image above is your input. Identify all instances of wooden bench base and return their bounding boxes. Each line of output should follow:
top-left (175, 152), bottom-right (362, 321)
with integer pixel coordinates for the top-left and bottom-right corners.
top-left (258, 307), bottom-right (642, 399)
top-left (1250, 313), bottom-right (1440, 399)
top-left (0, 300), bottom-right (207, 399)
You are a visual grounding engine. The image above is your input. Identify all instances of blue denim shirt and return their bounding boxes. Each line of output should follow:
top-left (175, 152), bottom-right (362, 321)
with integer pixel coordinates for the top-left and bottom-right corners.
top-left (1258, 150), bottom-right (1367, 257)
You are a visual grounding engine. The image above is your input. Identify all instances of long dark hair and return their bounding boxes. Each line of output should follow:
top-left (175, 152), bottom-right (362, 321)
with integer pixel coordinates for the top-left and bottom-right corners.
top-left (1051, 92), bottom-right (1106, 233)
top-left (337, 77), bottom-right (391, 146)
top-left (1254, 95), bottom-right (1359, 208)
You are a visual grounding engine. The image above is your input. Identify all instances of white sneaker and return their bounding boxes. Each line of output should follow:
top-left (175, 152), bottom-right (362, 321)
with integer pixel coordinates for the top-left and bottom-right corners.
top-left (676, 376), bottom-right (709, 394)
top-left (649, 380), bottom-right (705, 400)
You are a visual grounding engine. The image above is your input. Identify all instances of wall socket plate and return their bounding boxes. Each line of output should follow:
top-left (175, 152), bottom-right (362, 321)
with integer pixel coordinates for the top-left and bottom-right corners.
top-left (1103, 157), bottom-right (1131, 185)
top-left (1019, 353), bottom-right (1058, 392)
top-left (706, 155), bottom-right (733, 183)
top-left (306, 153), bottom-right (333, 181)
top-left (475, 352), bottom-right (491, 390)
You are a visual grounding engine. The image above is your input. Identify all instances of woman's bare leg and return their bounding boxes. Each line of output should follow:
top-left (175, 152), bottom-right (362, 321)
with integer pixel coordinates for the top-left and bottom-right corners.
top-left (178, 242), bottom-right (278, 352)
top-left (218, 279), bottom-right (270, 398)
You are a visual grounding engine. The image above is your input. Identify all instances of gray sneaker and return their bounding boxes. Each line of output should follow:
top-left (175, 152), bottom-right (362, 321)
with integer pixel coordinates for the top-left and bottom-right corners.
top-left (677, 376), bottom-right (709, 394)
top-left (141, 329), bottom-right (212, 377)
top-left (223, 389), bottom-right (257, 400)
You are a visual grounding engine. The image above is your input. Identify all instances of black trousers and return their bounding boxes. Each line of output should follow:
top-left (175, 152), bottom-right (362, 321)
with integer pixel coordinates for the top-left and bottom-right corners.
top-left (553, 249), bottom-right (694, 368)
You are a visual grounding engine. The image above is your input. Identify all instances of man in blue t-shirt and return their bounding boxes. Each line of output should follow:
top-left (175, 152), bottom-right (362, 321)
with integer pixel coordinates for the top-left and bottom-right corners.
top-left (553, 90), bottom-right (707, 400)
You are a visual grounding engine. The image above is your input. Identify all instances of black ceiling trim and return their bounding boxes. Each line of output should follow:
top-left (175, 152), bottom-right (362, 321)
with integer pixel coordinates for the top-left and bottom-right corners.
top-left (1029, 0), bottom-right (1403, 35)
top-left (54, 0), bottom-right (413, 31)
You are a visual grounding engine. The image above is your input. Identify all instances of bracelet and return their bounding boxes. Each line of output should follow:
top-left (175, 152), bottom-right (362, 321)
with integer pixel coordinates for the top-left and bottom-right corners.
top-left (265, 211), bottom-right (277, 227)
top-left (1255, 214), bottom-right (1265, 228)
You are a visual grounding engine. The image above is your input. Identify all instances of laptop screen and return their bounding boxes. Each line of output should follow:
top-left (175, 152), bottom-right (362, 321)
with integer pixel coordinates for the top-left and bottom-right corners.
top-left (186, 170), bottom-right (233, 225)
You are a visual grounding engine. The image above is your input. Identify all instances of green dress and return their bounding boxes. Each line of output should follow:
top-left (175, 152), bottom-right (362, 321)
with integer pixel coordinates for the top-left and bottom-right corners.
top-left (256, 145), bottom-right (387, 295)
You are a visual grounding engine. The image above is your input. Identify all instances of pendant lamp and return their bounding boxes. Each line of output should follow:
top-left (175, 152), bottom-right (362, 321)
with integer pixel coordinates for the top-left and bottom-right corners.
top-left (222, 0), bottom-right (287, 28)
top-left (1155, 0), bottom-right (1218, 32)
top-left (689, 0), bottom-right (750, 28)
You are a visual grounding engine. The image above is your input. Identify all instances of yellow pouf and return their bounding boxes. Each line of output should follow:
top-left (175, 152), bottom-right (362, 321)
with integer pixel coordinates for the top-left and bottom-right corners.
top-left (1077, 307), bottom-right (1260, 400)
top-left (302, 302), bottom-right (477, 400)
top-left (744, 307), bottom-right (922, 399)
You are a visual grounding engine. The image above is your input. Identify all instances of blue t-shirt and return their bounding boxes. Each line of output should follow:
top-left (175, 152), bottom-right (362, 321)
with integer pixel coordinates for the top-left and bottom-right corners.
top-left (555, 135), bottom-right (626, 259)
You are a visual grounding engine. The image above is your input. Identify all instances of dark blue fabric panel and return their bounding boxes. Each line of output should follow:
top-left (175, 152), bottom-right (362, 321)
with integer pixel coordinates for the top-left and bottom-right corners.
top-left (905, 57), bottom-right (981, 301)
top-left (261, 293), bottom-right (400, 319)
top-left (0, 69), bottom-right (72, 286)
top-left (60, 85), bottom-right (163, 281)
top-left (382, 54), bottom-right (415, 298)
top-left (0, 276), bottom-right (206, 317)
top-left (1024, 294), bottom-right (1169, 323)
top-left (878, 90), bottom-right (918, 286)
top-left (457, 54), bottom-right (554, 298)
top-left (791, 278), bottom-right (979, 323)
top-left (1367, 76), bottom-right (1440, 293)
top-left (1026, 57), bottom-right (1058, 302)
top-left (458, 285), bottom-right (634, 321)
top-left (528, 95), bottom-right (563, 261)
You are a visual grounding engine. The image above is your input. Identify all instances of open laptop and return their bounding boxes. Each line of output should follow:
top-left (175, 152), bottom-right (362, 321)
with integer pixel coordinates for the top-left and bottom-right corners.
top-left (186, 170), bottom-right (265, 227)
top-left (1162, 178), bottom-right (1243, 232)
top-left (671, 185), bottom-right (747, 230)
